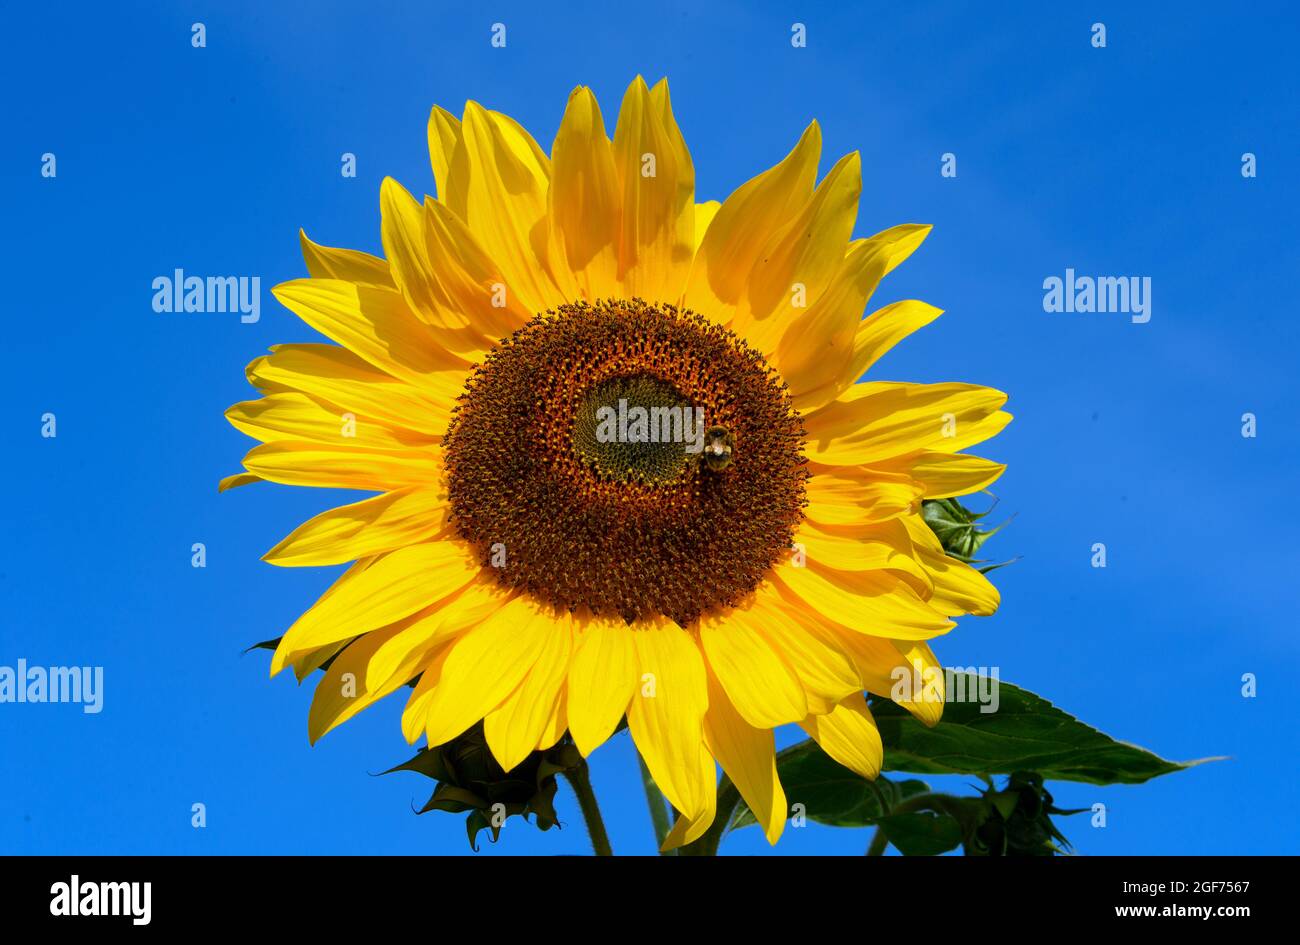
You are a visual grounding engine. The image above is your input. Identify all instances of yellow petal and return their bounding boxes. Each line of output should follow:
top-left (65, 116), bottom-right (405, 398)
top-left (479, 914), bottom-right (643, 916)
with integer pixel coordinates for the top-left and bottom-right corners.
top-left (793, 292), bottom-right (943, 414)
top-left (537, 684), bottom-right (569, 752)
top-left (225, 392), bottom-right (431, 450)
top-left (246, 343), bottom-right (455, 436)
top-left (699, 608), bottom-right (806, 728)
top-left (459, 102), bottom-right (559, 312)
top-left (272, 280), bottom-right (471, 399)
top-left (776, 237), bottom-right (888, 401)
top-left (483, 616), bottom-right (573, 770)
top-left (660, 765), bottom-right (717, 852)
top-left (804, 381), bottom-right (1011, 466)
top-left (307, 629), bottom-right (398, 742)
top-left (819, 625), bottom-right (947, 727)
top-left (548, 86), bottom-right (622, 299)
top-left (793, 518), bottom-right (931, 596)
top-left (733, 151), bottom-right (862, 357)
top-left (785, 217), bottom-right (940, 410)
top-left (776, 561), bottom-right (954, 641)
top-left (747, 588), bottom-right (861, 710)
top-left (218, 471), bottom-right (261, 492)
top-left (263, 486), bottom-right (448, 567)
top-left (566, 616), bottom-right (639, 756)
top-left (794, 220), bottom-right (934, 379)
top-left (626, 622), bottom-right (715, 847)
top-left (401, 646), bottom-right (454, 743)
top-left (240, 440), bottom-right (441, 491)
top-left (804, 465), bottom-right (924, 526)
top-left (379, 178), bottom-right (506, 360)
top-left (701, 666), bottom-right (786, 845)
top-left (847, 298), bottom-right (943, 380)
top-left (421, 596), bottom-right (559, 748)
top-left (693, 201), bottom-right (720, 250)
top-left (423, 197), bottom-right (533, 340)
top-left (900, 513), bottom-right (1001, 616)
top-left (270, 541), bottom-right (480, 674)
top-left (612, 77), bottom-right (695, 301)
top-left (859, 222), bottom-right (932, 279)
top-left (869, 450), bottom-right (1007, 499)
top-left (290, 638), bottom-right (350, 682)
top-left (427, 105), bottom-right (462, 204)
top-left (307, 620), bottom-right (455, 743)
top-left (683, 122), bottom-right (821, 325)
top-left (299, 229), bottom-right (394, 286)
top-left (380, 177), bottom-right (444, 320)
top-left (798, 691), bottom-right (883, 780)
top-left (888, 640), bottom-right (947, 727)
top-left (365, 576), bottom-right (512, 692)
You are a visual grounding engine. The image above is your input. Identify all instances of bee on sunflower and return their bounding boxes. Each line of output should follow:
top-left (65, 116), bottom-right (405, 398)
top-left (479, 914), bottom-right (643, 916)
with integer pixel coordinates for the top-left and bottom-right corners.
top-left (224, 77), bottom-right (1010, 851)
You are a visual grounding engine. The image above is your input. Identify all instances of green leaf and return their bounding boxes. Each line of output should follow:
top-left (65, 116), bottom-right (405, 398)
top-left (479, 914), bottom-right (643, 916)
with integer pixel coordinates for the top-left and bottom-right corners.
top-left (731, 739), bottom-right (930, 830)
top-left (871, 674), bottom-right (1220, 785)
top-left (877, 812), bottom-right (963, 856)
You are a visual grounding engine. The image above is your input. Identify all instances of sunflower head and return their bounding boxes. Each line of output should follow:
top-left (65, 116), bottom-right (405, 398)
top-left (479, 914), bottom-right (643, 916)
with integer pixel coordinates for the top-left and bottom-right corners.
top-left (224, 76), bottom-right (1011, 851)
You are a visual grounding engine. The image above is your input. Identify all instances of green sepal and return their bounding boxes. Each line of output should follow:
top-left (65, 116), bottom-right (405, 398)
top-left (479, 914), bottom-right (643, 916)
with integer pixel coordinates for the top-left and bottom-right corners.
top-left (386, 723), bottom-right (583, 850)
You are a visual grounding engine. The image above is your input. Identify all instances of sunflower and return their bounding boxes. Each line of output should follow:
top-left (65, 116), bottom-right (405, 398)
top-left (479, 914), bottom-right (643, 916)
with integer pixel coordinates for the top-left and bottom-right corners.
top-left (223, 77), bottom-right (1010, 850)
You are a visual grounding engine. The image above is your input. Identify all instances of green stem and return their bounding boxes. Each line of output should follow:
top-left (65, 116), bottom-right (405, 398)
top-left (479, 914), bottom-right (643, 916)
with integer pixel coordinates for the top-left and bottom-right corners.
top-left (866, 826), bottom-right (890, 856)
top-left (563, 763), bottom-right (614, 856)
top-left (637, 753), bottom-right (674, 854)
top-left (864, 792), bottom-right (965, 856)
top-left (679, 775), bottom-right (741, 856)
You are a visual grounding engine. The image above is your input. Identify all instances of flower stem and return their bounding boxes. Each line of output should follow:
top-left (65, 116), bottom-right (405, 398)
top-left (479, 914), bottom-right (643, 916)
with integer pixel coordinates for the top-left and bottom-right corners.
top-left (866, 827), bottom-right (890, 856)
top-left (563, 762), bottom-right (614, 856)
top-left (679, 775), bottom-right (740, 856)
top-left (864, 793), bottom-right (962, 856)
top-left (637, 753), bottom-right (674, 854)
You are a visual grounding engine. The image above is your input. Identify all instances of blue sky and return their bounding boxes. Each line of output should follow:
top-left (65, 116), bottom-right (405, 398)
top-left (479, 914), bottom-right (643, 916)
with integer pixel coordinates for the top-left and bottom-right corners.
top-left (3, 0), bottom-right (1297, 855)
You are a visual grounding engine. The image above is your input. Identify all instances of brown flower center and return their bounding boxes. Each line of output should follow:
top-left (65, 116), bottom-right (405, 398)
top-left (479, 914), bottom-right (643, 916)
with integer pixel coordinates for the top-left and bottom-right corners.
top-left (442, 299), bottom-right (807, 626)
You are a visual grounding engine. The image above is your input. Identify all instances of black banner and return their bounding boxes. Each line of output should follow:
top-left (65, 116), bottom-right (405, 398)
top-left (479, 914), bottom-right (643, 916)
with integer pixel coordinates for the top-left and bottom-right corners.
top-left (0, 855), bottom-right (1276, 930)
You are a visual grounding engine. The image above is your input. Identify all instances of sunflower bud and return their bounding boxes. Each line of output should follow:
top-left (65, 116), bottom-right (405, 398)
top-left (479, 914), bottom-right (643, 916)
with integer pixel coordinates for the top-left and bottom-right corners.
top-left (921, 497), bottom-right (1013, 571)
top-left (387, 724), bottom-right (584, 850)
top-left (964, 771), bottom-right (1080, 856)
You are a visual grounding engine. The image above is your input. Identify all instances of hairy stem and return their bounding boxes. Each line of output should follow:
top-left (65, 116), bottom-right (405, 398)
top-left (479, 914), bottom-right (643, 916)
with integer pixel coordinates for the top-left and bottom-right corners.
top-left (563, 762), bottom-right (614, 856)
top-left (637, 753), bottom-right (674, 854)
top-left (866, 826), bottom-right (891, 856)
